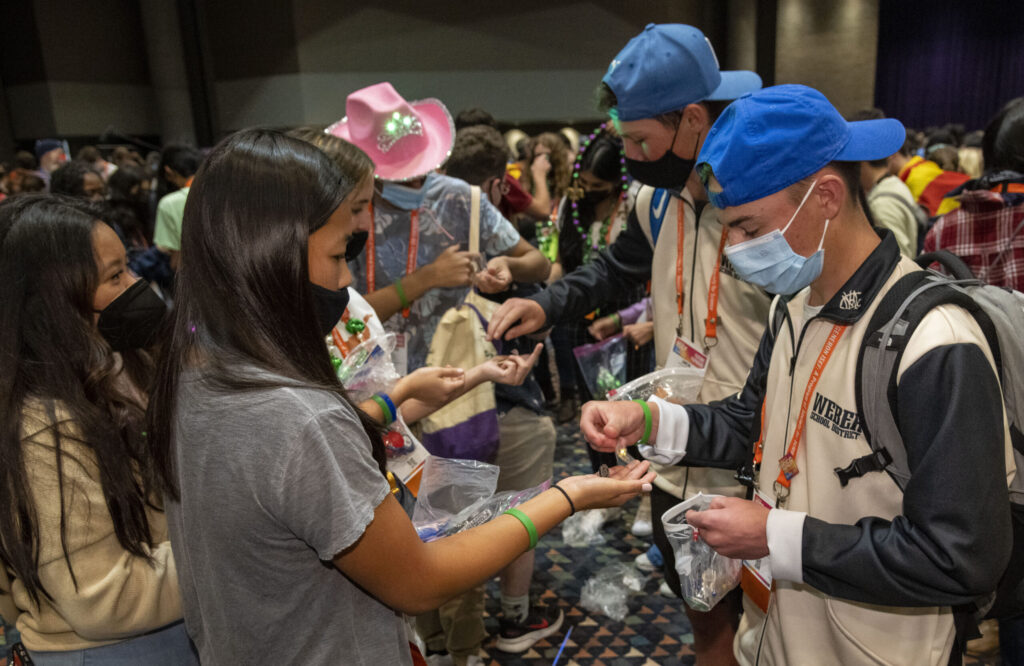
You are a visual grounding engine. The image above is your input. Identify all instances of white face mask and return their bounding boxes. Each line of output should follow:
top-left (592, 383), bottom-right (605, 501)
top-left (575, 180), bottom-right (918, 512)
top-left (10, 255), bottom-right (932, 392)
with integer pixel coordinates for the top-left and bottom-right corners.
top-left (723, 179), bottom-right (830, 296)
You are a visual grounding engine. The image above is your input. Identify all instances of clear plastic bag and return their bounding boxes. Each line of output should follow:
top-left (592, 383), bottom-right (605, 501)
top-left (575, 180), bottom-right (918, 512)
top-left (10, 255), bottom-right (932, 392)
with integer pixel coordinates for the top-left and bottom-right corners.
top-left (608, 367), bottom-right (706, 496)
top-left (607, 366), bottom-right (705, 405)
top-left (415, 480), bottom-right (552, 542)
top-left (579, 562), bottom-right (647, 622)
top-left (334, 333), bottom-right (400, 402)
top-left (411, 457), bottom-right (499, 531)
top-left (661, 493), bottom-right (743, 611)
top-left (573, 334), bottom-right (628, 399)
top-left (559, 508), bottom-right (610, 547)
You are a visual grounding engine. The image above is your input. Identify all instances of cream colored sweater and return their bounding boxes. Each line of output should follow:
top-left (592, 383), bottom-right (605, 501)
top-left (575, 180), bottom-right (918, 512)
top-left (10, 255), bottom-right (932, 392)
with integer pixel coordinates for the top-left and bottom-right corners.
top-left (2, 405), bottom-right (182, 651)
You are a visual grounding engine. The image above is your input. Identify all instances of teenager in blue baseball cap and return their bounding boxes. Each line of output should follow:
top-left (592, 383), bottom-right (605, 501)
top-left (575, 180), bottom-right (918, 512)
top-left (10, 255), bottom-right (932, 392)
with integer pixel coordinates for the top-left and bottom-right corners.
top-left (581, 84), bottom-right (1015, 665)
top-left (488, 23), bottom-right (770, 662)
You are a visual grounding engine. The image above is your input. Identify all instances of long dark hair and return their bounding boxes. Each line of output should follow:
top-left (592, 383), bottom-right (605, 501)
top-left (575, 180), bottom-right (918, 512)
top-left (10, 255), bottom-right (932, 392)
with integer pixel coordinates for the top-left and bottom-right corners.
top-left (146, 129), bottom-right (387, 500)
top-left (558, 134), bottom-right (624, 273)
top-left (107, 164), bottom-right (151, 247)
top-left (0, 195), bottom-right (156, 605)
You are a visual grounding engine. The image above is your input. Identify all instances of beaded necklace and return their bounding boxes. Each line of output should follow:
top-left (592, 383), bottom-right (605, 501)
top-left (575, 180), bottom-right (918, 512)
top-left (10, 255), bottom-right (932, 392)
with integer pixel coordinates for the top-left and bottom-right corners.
top-left (566, 123), bottom-right (629, 264)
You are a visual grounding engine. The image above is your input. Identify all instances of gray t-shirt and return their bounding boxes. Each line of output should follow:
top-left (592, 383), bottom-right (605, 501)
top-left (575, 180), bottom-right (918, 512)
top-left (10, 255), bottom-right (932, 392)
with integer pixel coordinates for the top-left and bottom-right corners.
top-left (166, 368), bottom-right (411, 665)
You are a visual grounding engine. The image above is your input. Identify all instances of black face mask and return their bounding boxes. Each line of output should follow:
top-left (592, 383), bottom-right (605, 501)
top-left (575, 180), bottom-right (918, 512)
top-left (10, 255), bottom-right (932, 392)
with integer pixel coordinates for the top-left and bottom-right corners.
top-left (581, 188), bottom-right (615, 206)
top-left (311, 283), bottom-right (351, 336)
top-left (624, 124), bottom-right (701, 191)
top-left (345, 231), bottom-right (369, 261)
top-left (96, 280), bottom-right (168, 351)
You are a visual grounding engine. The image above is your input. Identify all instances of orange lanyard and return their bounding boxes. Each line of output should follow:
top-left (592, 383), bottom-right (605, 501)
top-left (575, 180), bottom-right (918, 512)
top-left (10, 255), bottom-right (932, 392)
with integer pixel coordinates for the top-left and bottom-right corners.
top-left (753, 323), bottom-right (847, 500)
top-left (366, 203), bottom-right (419, 318)
top-left (703, 225), bottom-right (729, 346)
top-left (675, 200), bottom-right (730, 346)
top-left (675, 202), bottom-right (686, 331)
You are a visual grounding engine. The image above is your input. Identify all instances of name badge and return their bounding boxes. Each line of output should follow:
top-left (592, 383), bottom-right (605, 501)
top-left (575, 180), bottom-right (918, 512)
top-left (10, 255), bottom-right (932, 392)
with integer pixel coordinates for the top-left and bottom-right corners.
top-left (666, 335), bottom-right (709, 372)
top-left (740, 489), bottom-right (775, 613)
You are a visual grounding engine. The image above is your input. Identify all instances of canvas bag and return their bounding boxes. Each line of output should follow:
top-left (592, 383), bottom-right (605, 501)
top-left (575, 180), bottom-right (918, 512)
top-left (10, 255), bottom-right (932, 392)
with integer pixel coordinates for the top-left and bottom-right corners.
top-left (420, 186), bottom-right (502, 461)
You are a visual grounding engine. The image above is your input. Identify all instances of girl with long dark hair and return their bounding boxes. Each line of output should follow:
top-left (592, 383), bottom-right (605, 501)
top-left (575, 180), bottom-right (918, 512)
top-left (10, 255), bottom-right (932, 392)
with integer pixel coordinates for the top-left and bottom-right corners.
top-left (0, 195), bottom-right (194, 664)
top-left (548, 128), bottom-right (650, 430)
top-left (146, 129), bottom-right (654, 664)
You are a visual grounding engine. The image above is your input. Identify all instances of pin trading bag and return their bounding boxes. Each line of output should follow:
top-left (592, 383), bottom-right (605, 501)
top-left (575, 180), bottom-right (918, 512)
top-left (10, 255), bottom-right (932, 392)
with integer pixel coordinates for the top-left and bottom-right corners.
top-left (420, 186), bottom-right (502, 462)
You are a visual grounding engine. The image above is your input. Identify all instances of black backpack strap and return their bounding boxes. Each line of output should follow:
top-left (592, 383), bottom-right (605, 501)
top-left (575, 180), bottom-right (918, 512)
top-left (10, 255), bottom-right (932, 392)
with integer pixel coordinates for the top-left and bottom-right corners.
top-left (916, 250), bottom-right (978, 280)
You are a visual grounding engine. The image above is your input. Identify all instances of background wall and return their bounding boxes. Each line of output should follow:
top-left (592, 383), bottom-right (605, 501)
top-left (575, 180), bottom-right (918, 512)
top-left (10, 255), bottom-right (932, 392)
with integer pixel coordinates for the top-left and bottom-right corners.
top-left (1, 0), bottom-right (1021, 154)
top-left (774, 0), bottom-right (879, 116)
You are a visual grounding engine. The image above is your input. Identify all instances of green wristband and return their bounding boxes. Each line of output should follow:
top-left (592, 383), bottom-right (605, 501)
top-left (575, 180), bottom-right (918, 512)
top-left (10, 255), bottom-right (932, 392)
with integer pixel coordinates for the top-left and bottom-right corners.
top-left (505, 508), bottom-right (538, 550)
top-left (633, 399), bottom-right (652, 446)
top-left (394, 278), bottom-right (410, 310)
top-left (611, 312), bottom-right (622, 331)
top-left (371, 395), bottom-right (394, 424)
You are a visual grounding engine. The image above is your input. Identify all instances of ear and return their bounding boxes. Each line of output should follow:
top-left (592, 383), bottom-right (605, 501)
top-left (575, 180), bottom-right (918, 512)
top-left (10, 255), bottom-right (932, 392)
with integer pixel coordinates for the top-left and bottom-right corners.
top-left (813, 170), bottom-right (847, 221)
top-left (683, 103), bottom-right (710, 132)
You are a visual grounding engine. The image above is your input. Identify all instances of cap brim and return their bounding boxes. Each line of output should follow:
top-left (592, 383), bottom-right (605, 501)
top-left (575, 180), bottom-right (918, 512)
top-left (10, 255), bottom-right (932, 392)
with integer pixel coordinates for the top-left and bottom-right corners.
top-left (705, 70), bottom-right (763, 101)
top-left (835, 118), bottom-right (905, 161)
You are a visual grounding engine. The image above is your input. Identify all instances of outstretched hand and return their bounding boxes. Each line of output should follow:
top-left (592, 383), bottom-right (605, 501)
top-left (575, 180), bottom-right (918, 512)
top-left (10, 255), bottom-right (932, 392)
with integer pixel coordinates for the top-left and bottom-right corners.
top-left (558, 459), bottom-right (657, 511)
top-left (392, 366), bottom-right (466, 409)
top-left (479, 343), bottom-right (543, 386)
top-left (486, 298), bottom-right (547, 341)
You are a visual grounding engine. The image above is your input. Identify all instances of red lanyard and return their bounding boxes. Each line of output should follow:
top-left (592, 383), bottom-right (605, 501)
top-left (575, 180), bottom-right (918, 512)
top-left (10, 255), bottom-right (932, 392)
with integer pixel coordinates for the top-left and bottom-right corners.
top-left (753, 323), bottom-right (847, 499)
top-left (366, 202), bottom-right (419, 318)
top-left (675, 200), bottom-right (730, 346)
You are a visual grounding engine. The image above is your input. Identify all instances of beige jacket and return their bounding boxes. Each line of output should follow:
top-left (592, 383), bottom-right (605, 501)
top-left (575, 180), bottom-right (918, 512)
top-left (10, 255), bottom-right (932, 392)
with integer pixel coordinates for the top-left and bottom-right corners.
top-left (654, 235), bottom-right (1015, 664)
top-left (4, 404), bottom-right (182, 651)
top-left (635, 185), bottom-right (771, 497)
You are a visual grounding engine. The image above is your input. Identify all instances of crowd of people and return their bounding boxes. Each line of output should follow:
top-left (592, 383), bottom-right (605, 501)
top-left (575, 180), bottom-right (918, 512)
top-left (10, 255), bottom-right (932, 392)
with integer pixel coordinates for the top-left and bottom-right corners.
top-left (1, 20), bottom-right (1022, 666)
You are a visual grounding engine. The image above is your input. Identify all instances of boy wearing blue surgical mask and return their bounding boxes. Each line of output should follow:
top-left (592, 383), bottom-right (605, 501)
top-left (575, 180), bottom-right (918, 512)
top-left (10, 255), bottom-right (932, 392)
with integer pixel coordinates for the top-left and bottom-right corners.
top-left (582, 84), bottom-right (1015, 665)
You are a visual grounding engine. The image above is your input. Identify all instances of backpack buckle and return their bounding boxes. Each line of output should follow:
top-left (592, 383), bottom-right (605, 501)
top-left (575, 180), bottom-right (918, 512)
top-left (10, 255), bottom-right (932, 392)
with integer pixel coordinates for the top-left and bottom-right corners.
top-left (834, 448), bottom-right (893, 487)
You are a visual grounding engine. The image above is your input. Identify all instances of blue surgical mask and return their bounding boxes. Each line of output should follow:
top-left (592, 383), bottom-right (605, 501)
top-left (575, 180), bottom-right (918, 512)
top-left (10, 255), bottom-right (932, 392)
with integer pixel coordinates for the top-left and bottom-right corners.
top-left (380, 181), bottom-right (426, 210)
top-left (723, 179), bottom-right (830, 296)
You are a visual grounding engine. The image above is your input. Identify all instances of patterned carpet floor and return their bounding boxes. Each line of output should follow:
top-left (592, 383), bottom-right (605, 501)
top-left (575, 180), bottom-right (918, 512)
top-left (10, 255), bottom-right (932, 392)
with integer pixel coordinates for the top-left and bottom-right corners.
top-left (476, 420), bottom-right (696, 666)
top-left (472, 418), bottom-right (1004, 666)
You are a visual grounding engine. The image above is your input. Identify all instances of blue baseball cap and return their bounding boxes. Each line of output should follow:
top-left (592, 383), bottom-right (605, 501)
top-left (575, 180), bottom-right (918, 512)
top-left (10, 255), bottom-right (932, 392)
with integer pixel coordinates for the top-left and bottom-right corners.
top-left (603, 24), bottom-right (762, 122)
top-left (697, 84), bottom-right (906, 208)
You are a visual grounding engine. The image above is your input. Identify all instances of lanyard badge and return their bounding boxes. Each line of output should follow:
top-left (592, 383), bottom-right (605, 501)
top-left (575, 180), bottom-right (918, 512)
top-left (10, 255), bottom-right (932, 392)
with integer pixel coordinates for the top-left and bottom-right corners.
top-left (753, 323), bottom-right (847, 506)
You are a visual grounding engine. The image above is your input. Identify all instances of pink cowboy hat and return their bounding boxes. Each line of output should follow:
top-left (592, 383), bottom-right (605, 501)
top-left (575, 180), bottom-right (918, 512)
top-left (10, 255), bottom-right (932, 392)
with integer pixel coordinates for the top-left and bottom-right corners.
top-left (326, 82), bottom-right (455, 182)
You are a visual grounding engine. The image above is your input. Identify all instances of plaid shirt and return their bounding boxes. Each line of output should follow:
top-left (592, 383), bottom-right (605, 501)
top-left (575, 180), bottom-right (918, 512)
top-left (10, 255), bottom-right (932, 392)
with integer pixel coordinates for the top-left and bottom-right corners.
top-left (924, 187), bottom-right (1024, 290)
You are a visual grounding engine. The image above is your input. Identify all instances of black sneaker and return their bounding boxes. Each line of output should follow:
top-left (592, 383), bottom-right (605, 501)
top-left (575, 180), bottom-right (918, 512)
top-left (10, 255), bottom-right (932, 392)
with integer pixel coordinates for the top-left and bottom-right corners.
top-left (496, 605), bottom-right (564, 653)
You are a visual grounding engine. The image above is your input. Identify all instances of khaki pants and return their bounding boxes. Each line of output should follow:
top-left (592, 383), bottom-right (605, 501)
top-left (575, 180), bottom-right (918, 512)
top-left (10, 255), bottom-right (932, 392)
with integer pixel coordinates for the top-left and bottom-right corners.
top-left (415, 408), bottom-right (556, 660)
top-left (415, 584), bottom-right (486, 662)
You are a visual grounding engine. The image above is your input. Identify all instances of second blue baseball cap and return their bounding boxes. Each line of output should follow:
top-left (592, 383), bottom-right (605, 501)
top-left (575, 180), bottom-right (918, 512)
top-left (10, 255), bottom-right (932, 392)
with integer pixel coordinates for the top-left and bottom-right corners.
top-left (697, 84), bottom-right (906, 208)
top-left (603, 24), bottom-right (762, 122)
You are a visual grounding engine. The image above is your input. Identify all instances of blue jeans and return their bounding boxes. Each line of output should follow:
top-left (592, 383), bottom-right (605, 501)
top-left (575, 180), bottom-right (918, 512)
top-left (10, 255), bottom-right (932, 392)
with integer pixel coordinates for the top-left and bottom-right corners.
top-left (27, 621), bottom-right (197, 666)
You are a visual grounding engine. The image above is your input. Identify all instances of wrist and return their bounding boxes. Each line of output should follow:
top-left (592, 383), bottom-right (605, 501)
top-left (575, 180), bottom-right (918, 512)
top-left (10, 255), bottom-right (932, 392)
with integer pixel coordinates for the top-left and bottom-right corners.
top-left (464, 365), bottom-right (487, 389)
top-left (557, 476), bottom-right (592, 510)
top-left (390, 378), bottom-right (410, 405)
top-left (416, 263), bottom-right (437, 290)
